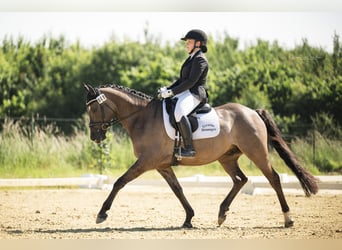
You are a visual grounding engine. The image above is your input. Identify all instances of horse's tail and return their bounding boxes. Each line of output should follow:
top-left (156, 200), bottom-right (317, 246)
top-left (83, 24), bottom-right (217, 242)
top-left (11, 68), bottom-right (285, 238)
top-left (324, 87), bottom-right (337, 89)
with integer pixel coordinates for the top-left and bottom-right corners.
top-left (255, 109), bottom-right (319, 197)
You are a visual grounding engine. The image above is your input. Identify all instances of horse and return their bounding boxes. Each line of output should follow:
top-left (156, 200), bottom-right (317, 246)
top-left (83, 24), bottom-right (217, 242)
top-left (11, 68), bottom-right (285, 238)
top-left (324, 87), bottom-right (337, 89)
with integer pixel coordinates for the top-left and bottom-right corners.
top-left (84, 83), bottom-right (318, 228)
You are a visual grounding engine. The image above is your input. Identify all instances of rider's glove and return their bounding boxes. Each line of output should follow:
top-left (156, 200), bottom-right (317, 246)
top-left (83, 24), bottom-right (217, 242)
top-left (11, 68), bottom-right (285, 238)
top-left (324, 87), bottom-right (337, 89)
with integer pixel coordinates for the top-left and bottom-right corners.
top-left (158, 87), bottom-right (173, 99)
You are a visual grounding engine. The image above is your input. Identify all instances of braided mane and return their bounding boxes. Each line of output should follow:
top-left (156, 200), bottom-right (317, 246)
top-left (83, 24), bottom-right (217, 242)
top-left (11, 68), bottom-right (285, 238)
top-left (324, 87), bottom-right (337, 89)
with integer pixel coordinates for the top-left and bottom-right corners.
top-left (101, 84), bottom-right (153, 102)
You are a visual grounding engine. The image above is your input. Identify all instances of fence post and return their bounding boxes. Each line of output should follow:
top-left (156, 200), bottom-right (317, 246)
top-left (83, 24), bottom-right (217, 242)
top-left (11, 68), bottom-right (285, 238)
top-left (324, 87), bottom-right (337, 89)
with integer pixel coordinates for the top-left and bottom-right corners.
top-left (99, 143), bottom-right (104, 175)
top-left (312, 127), bottom-right (316, 166)
top-left (30, 113), bottom-right (35, 146)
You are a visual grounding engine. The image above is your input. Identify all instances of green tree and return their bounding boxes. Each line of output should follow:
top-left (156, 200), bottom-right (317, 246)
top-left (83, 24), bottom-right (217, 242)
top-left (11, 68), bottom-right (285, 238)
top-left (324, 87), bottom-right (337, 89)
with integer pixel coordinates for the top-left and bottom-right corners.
top-left (1, 32), bottom-right (341, 137)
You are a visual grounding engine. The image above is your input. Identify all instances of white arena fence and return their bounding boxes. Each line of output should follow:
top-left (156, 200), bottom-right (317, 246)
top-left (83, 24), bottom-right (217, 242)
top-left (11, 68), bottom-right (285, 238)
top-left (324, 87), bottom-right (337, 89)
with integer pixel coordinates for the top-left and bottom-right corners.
top-left (0, 174), bottom-right (341, 195)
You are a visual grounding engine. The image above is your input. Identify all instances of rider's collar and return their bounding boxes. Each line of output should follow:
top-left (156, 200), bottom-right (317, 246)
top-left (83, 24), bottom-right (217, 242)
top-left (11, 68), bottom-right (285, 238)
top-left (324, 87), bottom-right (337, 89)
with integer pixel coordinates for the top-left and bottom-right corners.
top-left (189, 49), bottom-right (201, 59)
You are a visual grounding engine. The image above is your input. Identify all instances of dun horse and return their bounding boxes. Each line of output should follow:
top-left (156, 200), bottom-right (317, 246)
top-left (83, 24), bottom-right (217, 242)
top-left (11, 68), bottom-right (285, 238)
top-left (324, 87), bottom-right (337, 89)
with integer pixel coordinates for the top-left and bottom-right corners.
top-left (84, 84), bottom-right (318, 228)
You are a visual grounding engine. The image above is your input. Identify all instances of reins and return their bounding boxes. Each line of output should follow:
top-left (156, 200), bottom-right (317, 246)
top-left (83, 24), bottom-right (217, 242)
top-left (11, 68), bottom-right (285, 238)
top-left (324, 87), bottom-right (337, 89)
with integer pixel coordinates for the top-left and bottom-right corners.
top-left (88, 108), bottom-right (143, 130)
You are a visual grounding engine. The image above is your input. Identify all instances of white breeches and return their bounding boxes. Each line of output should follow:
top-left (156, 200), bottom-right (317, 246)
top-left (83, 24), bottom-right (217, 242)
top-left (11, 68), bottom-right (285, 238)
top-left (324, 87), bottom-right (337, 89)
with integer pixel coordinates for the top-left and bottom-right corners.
top-left (173, 90), bottom-right (201, 122)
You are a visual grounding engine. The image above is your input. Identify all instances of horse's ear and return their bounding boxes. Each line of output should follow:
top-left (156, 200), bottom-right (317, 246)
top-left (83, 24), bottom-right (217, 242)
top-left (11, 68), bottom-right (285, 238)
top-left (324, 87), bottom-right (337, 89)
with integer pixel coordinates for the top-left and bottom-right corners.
top-left (84, 84), bottom-right (96, 95)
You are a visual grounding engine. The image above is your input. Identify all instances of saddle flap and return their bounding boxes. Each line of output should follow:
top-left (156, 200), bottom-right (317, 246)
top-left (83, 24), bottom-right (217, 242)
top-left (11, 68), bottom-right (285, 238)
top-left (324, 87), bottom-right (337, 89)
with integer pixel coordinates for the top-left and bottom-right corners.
top-left (162, 100), bottom-right (220, 140)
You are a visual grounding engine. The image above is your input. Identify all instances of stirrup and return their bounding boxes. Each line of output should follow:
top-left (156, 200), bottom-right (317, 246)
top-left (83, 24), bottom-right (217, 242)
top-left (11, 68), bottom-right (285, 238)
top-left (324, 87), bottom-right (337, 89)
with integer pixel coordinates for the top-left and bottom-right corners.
top-left (175, 148), bottom-right (196, 158)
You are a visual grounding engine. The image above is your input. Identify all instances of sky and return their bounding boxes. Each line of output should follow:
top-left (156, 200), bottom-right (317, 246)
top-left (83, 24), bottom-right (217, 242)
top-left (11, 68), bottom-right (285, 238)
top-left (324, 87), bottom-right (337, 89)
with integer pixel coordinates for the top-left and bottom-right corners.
top-left (0, 12), bottom-right (341, 52)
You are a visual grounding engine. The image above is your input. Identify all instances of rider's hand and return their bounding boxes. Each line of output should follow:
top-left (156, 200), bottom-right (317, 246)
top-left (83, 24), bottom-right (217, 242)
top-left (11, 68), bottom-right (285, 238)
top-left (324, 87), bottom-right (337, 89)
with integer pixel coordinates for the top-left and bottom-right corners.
top-left (158, 87), bottom-right (173, 99)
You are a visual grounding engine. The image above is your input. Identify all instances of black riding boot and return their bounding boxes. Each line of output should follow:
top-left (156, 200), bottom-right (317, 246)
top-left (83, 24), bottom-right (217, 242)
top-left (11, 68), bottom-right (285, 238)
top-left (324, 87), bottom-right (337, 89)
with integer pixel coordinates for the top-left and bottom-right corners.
top-left (176, 116), bottom-right (196, 158)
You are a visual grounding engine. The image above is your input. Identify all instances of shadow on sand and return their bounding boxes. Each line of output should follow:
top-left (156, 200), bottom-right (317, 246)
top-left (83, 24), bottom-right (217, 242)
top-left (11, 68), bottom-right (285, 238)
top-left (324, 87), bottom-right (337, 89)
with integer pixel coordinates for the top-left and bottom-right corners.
top-left (5, 224), bottom-right (284, 236)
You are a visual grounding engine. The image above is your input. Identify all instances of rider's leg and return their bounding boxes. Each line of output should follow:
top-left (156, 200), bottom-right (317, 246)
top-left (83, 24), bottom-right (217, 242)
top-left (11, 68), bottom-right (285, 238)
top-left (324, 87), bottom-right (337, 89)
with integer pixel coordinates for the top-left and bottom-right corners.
top-left (173, 90), bottom-right (200, 158)
top-left (176, 116), bottom-right (196, 157)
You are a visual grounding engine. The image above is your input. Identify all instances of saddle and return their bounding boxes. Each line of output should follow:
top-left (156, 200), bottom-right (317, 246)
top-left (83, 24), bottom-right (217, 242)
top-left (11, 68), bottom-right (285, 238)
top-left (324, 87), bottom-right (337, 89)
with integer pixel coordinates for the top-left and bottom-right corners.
top-left (165, 98), bottom-right (212, 132)
top-left (162, 98), bottom-right (220, 164)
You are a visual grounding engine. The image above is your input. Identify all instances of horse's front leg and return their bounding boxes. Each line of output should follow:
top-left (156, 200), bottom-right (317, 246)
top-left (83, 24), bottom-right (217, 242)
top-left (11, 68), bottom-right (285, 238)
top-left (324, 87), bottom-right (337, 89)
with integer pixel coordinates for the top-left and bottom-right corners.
top-left (158, 167), bottom-right (194, 228)
top-left (96, 159), bottom-right (147, 224)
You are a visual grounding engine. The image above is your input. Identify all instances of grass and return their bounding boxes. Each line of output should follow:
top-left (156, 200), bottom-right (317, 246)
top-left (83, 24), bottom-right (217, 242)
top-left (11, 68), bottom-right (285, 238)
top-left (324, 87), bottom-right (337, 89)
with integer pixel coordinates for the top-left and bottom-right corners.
top-left (0, 119), bottom-right (341, 179)
top-left (292, 132), bottom-right (342, 174)
top-left (0, 120), bottom-right (87, 178)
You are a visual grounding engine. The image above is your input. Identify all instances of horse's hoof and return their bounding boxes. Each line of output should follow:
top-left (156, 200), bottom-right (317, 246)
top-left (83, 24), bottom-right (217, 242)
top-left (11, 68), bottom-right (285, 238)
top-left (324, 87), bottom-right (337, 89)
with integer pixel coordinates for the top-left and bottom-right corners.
top-left (96, 213), bottom-right (108, 224)
top-left (285, 220), bottom-right (294, 228)
top-left (182, 222), bottom-right (193, 228)
top-left (218, 215), bottom-right (226, 226)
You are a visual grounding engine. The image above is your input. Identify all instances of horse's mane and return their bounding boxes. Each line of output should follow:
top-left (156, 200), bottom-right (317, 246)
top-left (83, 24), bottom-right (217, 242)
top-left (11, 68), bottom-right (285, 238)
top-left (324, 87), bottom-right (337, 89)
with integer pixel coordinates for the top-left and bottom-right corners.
top-left (101, 84), bottom-right (153, 102)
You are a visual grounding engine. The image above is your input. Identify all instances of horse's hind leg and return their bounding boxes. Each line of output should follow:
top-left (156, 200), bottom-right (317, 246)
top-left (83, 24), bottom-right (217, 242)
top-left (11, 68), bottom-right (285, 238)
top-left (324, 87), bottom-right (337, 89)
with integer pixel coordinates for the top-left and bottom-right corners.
top-left (158, 167), bottom-right (195, 228)
top-left (260, 164), bottom-right (294, 227)
top-left (246, 152), bottom-right (294, 228)
top-left (217, 155), bottom-right (248, 226)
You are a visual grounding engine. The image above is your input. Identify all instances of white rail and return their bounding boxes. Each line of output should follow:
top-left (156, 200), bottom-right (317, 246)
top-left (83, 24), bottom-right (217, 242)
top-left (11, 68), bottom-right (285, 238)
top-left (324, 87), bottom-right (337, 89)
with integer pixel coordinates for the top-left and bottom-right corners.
top-left (0, 174), bottom-right (341, 195)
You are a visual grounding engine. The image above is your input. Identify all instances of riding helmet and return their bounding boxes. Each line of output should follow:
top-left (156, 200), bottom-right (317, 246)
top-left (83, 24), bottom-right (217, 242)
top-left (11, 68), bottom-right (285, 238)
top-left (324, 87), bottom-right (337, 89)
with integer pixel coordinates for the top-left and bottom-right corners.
top-left (181, 29), bottom-right (208, 53)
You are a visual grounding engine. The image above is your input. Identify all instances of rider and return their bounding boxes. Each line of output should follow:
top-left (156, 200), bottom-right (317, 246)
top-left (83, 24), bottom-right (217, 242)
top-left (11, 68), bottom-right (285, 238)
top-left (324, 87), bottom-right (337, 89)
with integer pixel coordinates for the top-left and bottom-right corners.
top-left (159, 29), bottom-right (209, 158)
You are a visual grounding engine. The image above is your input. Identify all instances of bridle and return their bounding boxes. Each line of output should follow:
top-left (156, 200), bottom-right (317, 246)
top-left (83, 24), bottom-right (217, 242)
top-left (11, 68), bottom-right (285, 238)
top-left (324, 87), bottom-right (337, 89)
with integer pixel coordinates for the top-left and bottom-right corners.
top-left (86, 90), bottom-right (146, 131)
top-left (86, 92), bottom-right (118, 131)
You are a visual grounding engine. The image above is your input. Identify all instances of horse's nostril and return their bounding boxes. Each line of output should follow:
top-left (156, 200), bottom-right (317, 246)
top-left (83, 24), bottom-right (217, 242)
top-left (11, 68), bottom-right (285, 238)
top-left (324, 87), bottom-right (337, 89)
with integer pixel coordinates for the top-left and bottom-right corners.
top-left (90, 130), bottom-right (106, 143)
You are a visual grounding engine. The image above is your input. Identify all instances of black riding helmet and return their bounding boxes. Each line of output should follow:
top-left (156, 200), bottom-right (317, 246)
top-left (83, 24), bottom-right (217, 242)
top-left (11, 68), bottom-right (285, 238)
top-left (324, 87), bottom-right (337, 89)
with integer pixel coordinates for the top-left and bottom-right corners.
top-left (181, 29), bottom-right (208, 53)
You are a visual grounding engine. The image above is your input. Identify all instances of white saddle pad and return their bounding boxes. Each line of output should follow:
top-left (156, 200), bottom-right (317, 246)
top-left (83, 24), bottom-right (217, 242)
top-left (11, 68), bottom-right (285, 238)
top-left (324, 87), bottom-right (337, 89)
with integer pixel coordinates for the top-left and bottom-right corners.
top-left (162, 100), bottom-right (220, 140)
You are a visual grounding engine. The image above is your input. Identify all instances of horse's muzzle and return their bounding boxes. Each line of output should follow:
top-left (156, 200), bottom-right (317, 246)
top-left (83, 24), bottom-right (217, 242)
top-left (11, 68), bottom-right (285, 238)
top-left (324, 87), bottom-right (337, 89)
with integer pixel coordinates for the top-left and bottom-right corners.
top-left (90, 129), bottom-right (107, 143)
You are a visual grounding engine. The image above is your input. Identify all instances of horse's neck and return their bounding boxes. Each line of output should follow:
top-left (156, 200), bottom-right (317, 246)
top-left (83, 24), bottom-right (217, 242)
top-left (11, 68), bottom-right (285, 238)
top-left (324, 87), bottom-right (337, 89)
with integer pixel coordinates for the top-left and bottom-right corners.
top-left (106, 89), bottom-right (148, 130)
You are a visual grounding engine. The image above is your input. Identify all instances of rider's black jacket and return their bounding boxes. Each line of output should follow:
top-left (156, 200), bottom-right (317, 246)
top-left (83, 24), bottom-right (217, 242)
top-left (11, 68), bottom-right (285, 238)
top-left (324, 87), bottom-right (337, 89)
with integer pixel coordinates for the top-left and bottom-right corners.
top-left (168, 50), bottom-right (208, 103)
